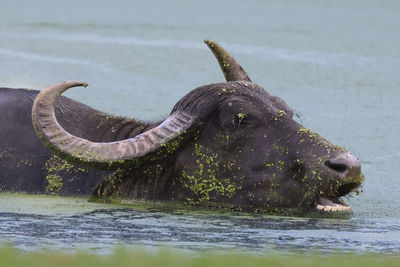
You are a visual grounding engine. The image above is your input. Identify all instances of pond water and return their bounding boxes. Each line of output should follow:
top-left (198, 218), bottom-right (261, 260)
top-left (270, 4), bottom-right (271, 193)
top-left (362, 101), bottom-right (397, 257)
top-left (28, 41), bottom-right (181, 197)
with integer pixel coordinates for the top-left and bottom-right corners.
top-left (1, 193), bottom-right (400, 254)
top-left (0, 0), bottom-right (399, 254)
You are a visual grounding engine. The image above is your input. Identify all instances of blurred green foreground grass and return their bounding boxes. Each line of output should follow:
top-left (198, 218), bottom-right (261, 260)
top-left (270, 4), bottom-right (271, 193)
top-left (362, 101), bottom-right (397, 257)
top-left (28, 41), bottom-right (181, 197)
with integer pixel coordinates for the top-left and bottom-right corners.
top-left (0, 247), bottom-right (399, 267)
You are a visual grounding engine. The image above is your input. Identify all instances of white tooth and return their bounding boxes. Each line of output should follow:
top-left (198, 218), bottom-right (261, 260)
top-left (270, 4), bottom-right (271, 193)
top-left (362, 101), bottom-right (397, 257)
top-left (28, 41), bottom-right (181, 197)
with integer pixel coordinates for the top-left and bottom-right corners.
top-left (323, 206), bottom-right (332, 212)
top-left (337, 205), bottom-right (351, 211)
top-left (316, 199), bottom-right (351, 212)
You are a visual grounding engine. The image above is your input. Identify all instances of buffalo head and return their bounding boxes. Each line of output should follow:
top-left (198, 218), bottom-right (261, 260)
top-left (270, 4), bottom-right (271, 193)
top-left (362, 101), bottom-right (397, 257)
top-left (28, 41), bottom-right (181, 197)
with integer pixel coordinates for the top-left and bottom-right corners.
top-left (32, 40), bottom-right (364, 214)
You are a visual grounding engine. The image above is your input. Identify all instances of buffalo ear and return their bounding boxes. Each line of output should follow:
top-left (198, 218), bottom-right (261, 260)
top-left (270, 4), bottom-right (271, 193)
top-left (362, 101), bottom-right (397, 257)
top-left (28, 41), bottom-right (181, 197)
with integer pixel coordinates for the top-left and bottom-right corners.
top-left (204, 39), bottom-right (252, 82)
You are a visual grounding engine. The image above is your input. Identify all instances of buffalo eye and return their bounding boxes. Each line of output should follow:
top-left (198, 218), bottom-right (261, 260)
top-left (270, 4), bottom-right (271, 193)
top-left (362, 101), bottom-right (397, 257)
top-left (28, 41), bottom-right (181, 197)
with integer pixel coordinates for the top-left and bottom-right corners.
top-left (234, 112), bottom-right (248, 128)
top-left (219, 101), bottom-right (260, 131)
top-left (222, 112), bottom-right (252, 130)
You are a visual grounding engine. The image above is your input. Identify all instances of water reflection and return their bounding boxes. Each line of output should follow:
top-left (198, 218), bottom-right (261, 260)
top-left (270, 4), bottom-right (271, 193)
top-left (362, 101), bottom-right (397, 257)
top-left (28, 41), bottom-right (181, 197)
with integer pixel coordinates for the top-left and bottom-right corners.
top-left (1, 208), bottom-right (399, 254)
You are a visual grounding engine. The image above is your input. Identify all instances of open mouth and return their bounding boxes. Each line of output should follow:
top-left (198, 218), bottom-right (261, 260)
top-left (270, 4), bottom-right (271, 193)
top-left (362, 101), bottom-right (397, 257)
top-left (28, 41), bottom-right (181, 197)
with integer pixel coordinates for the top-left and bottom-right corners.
top-left (315, 197), bottom-right (351, 212)
top-left (312, 181), bottom-right (363, 213)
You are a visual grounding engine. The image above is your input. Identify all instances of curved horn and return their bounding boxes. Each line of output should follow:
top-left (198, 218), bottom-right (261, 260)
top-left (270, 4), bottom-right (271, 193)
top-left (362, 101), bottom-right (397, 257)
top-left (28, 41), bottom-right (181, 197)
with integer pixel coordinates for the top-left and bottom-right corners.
top-left (32, 81), bottom-right (195, 169)
top-left (204, 39), bottom-right (252, 82)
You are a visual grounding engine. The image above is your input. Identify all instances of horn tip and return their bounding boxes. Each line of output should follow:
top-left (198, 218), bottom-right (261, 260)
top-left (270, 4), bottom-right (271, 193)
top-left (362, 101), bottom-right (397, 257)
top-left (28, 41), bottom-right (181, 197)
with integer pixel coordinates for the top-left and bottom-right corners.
top-left (61, 81), bottom-right (88, 88)
top-left (204, 39), bottom-right (215, 47)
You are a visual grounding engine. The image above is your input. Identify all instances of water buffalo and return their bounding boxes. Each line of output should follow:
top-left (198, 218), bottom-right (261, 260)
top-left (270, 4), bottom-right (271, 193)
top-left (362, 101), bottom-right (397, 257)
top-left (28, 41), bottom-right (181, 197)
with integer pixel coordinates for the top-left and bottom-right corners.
top-left (1, 40), bottom-right (364, 214)
top-left (0, 89), bottom-right (116, 194)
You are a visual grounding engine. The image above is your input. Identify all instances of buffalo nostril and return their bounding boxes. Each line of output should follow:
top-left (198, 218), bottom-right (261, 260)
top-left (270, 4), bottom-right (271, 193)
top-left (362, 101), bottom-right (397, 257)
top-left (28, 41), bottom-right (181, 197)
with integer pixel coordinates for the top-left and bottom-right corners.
top-left (325, 160), bottom-right (348, 173)
top-left (324, 152), bottom-right (361, 176)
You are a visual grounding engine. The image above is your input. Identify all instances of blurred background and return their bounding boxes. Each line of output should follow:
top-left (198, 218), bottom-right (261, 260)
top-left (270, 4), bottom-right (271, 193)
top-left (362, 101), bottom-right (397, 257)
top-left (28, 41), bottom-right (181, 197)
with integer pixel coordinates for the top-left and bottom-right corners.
top-left (0, 0), bottom-right (399, 251)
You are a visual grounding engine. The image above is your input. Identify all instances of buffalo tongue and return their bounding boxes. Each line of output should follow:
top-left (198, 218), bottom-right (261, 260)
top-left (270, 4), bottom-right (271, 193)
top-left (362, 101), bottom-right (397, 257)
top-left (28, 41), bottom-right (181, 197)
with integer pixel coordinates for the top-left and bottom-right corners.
top-left (316, 197), bottom-right (351, 212)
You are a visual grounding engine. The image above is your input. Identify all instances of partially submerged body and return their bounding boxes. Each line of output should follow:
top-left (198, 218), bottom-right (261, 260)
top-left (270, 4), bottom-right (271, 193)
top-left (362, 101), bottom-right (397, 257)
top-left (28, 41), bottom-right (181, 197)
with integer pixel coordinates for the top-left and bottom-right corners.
top-left (0, 40), bottom-right (364, 214)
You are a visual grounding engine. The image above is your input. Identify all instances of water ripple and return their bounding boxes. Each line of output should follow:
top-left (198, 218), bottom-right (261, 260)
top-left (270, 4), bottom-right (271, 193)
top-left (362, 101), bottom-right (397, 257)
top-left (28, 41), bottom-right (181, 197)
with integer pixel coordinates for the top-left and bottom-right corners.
top-left (1, 208), bottom-right (399, 254)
